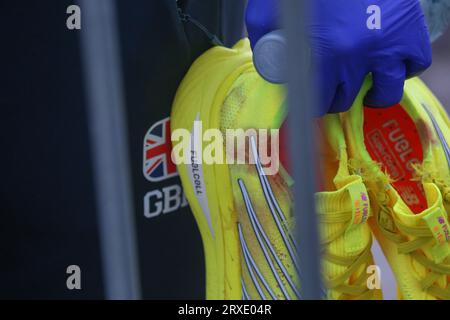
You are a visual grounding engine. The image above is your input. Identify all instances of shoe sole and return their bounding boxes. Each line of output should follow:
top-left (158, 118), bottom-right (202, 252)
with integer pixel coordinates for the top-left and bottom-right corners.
top-left (171, 48), bottom-right (254, 299)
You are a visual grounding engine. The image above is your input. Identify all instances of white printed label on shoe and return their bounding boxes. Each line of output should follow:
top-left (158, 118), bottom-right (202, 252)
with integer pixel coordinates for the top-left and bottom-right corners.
top-left (186, 114), bottom-right (215, 238)
top-left (345, 180), bottom-right (370, 253)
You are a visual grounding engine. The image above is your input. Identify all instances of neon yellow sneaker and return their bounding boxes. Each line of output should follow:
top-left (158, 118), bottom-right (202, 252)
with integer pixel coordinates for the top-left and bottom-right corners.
top-left (342, 77), bottom-right (450, 300)
top-left (315, 115), bottom-right (382, 300)
top-left (171, 39), bottom-right (381, 300)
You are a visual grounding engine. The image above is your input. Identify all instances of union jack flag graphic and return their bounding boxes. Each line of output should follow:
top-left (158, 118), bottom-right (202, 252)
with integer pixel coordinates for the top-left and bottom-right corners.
top-left (143, 117), bottom-right (178, 182)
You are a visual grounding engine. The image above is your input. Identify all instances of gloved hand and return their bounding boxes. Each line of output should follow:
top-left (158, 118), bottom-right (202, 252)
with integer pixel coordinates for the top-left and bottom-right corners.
top-left (246, 0), bottom-right (432, 116)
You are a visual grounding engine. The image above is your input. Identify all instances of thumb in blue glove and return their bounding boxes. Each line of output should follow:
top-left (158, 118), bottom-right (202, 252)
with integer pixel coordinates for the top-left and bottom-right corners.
top-left (246, 0), bottom-right (432, 116)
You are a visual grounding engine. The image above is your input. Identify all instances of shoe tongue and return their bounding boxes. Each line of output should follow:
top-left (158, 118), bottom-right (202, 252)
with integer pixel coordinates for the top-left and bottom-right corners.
top-left (316, 175), bottom-right (372, 299)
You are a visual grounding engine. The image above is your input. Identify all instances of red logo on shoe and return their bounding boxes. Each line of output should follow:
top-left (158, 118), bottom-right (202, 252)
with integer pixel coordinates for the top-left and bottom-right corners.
top-left (364, 105), bottom-right (426, 214)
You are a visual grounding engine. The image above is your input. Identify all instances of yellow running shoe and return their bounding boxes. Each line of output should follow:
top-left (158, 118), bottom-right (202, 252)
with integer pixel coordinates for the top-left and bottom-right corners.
top-left (171, 39), bottom-right (381, 300)
top-left (315, 115), bottom-right (382, 300)
top-left (342, 77), bottom-right (450, 300)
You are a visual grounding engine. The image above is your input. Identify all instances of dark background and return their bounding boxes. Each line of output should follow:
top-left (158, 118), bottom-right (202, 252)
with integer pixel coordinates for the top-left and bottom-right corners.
top-left (0, 0), bottom-right (245, 299)
top-left (0, 1), bottom-right (103, 299)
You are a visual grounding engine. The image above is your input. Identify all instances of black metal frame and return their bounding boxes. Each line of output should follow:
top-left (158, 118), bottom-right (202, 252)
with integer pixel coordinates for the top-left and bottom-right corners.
top-left (79, 0), bottom-right (141, 300)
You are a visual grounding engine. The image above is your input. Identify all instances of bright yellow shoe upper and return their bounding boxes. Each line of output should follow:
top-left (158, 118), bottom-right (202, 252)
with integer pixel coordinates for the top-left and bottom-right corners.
top-left (219, 68), bottom-right (300, 300)
top-left (172, 39), bottom-right (380, 300)
top-left (315, 115), bottom-right (381, 300)
top-left (220, 75), bottom-right (379, 299)
top-left (342, 76), bottom-right (450, 300)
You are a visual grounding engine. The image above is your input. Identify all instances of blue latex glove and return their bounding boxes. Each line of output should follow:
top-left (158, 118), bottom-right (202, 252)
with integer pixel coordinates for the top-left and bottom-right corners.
top-left (246, 0), bottom-right (432, 116)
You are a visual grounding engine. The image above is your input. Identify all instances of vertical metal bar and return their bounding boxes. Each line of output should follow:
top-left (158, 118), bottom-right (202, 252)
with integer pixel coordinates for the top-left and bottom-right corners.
top-left (282, 0), bottom-right (322, 299)
top-left (79, 0), bottom-right (141, 299)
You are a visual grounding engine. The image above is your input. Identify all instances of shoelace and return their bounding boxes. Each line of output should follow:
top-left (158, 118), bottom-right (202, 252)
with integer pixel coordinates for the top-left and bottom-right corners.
top-left (241, 138), bottom-right (373, 299)
top-left (377, 191), bottom-right (450, 300)
top-left (412, 164), bottom-right (450, 203)
top-left (319, 208), bottom-right (374, 300)
top-left (433, 179), bottom-right (450, 203)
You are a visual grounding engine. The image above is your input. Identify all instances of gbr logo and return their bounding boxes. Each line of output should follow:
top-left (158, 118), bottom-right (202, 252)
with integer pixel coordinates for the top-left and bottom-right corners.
top-left (143, 118), bottom-right (188, 219)
top-left (143, 184), bottom-right (188, 219)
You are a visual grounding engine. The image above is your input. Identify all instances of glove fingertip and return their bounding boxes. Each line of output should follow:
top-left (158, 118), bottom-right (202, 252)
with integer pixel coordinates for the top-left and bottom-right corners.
top-left (363, 87), bottom-right (404, 108)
